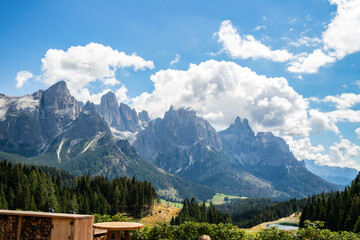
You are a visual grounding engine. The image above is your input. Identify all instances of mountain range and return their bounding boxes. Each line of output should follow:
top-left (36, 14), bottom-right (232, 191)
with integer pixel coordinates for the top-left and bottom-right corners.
top-left (304, 159), bottom-right (359, 187)
top-left (0, 81), bottom-right (340, 200)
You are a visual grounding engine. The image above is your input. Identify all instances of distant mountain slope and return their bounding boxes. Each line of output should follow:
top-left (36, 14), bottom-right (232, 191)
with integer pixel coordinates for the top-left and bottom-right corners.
top-left (304, 159), bottom-right (359, 186)
top-left (134, 108), bottom-right (339, 199)
top-left (219, 117), bottom-right (339, 198)
top-left (0, 82), bottom-right (215, 201)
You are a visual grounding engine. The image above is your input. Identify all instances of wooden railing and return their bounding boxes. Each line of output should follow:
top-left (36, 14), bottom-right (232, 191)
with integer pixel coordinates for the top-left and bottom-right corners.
top-left (0, 210), bottom-right (94, 240)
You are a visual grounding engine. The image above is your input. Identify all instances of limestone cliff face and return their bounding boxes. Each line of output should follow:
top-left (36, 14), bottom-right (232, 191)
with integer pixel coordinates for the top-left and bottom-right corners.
top-left (98, 91), bottom-right (122, 129)
top-left (97, 92), bottom-right (150, 142)
top-left (0, 81), bottom-right (81, 156)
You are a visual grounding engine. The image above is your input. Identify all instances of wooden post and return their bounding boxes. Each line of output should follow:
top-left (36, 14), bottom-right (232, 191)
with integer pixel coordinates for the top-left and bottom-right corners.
top-left (106, 230), bottom-right (113, 240)
top-left (16, 216), bottom-right (22, 240)
top-left (115, 231), bottom-right (120, 240)
top-left (124, 230), bottom-right (130, 240)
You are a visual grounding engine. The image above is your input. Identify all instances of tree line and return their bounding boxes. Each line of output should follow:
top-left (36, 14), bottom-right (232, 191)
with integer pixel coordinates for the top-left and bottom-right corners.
top-left (170, 197), bottom-right (231, 225)
top-left (217, 197), bottom-right (307, 228)
top-left (300, 172), bottom-right (360, 233)
top-left (0, 160), bottom-right (157, 218)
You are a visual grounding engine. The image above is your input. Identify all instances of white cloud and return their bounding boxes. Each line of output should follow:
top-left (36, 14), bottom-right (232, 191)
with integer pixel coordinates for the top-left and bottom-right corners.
top-left (216, 20), bottom-right (293, 62)
top-left (132, 60), bottom-right (310, 136)
top-left (326, 109), bottom-right (360, 123)
top-left (286, 137), bottom-right (328, 161)
top-left (287, 49), bottom-right (336, 73)
top-left (289, 36), bottom-right (322, 47)
top-left (15, 71), bottom-right (33, 88)
top-left (288, 0), bottom-right (360, 73)
top-left (115, 85), bottom-right (130, 103)
top-left (323, 93), bottom-right (360, 109)
top-left (288, 137), bottom-right (360, 170)
top-left (170, 54), bottom-right (180, 67)
top-left (40, 42), bottom-right (154, 103)
top-left (254, 25), bottom-right (266, 31)
top-left (323, 0), bottom-right (360, 59)
top-left (309, 109), bottom-right (339, 134)
top-left (356, 128), bottom-right (360, 138)
top-left (328, 139), bottom-right (360, 169)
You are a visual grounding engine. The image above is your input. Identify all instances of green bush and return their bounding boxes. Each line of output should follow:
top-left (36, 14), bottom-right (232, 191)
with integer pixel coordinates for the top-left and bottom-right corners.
top-left (127, 221), bottom-right (360, 240)
top-left (129, 222), bottom-right (246, 240)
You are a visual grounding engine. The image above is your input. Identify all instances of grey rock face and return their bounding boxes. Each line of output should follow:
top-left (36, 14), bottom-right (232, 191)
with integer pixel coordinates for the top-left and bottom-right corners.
top-left (119, 103), bottom-right (140, 132)
top-left (0, 91), bottom-right (44, 156)
top-left (64, 101), bottom-right (112, 140)
top-left (98, 91), bottom-right (122, 129)
top-left (39, 81), bottom-right (81, 142)
top-left (0, 81), bottom-right (81, 156)
top-left (97, 92), bottom-right (150, 136)
top-left (134, 106), bottom-right (222, 169)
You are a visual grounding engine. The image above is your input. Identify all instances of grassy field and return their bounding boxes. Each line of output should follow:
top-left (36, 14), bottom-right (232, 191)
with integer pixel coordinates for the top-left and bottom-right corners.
top-left (207, 193), bottom-right (247, 205)
top-left (243, 212), bottom-right (301, 236)
top-left (139, 203), bottom-right (181, 227)
top-left (160, 192), bottom-right (246, 208)
top-left (160, 199), bottom-right (184, 208)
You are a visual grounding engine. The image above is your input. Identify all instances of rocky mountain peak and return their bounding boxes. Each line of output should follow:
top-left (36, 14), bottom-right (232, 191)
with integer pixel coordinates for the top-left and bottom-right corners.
top-left (83, 101), bottom-right (97, 114)
top-left (256, 132), bottom-right (290, 154)
top-left (223, 116), bottom-right (255, 139)
top-left (99, 91), bottom-right (122, 128)
top-left (119, 103), bottom-right (140, 132)
top-left (39, 81), bottom-right (81, 142)
top-left (138, 110), bottom-right (150, 123)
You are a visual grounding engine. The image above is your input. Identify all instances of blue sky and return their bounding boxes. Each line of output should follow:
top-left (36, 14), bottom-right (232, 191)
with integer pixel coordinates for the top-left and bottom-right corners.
top-left (0, 0), bottom-right (360, 169)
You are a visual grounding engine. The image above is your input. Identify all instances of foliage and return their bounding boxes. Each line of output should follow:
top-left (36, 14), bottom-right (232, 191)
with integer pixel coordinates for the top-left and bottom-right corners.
top-left (126, 221), bottom-right (360, 240)
top-left (131, 222), bottom-right (246, 240)
top-left (218, 197), bottom-right (307, 228)
top-left (171, 197), bottom-right (232, 225)
top-left (94, 212), bottom-right (128, 223)
top-left (300, 172), bottom-right (360, 232)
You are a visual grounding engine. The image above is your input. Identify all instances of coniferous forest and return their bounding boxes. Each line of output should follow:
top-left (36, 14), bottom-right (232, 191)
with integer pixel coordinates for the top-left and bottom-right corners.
top-left (300, 172), bottom-right (360, 233)
top-left (170, 197), bottom-right (232, 225)
top-left (0, 160), bottom-right (157, 218)
top-left (217, 197), bottom-right (307, 228)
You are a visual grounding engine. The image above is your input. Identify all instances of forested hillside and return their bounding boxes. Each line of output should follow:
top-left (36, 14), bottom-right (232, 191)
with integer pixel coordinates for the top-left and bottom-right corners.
top-left (0, 160), bottom-right (157, 218)
top-left (300, 172), bottom-right (360, 233)
top-left (217, 197), bottom-right (307, 228)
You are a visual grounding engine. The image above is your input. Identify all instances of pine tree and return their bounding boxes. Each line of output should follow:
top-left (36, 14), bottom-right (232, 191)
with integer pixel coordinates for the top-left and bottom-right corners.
top-left (354, 216), bottom-right (360, 233)
top-left (0, 183), bottom-right (8, 209)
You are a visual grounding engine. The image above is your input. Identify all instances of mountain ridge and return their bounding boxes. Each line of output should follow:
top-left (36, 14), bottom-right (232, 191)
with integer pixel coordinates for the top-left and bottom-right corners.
top-left (0, 81), bottom-right (340, 200)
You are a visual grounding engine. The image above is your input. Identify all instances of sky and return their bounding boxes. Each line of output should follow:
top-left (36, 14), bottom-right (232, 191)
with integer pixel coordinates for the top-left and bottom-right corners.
top-left (0, 0), bottom-right (360, 169)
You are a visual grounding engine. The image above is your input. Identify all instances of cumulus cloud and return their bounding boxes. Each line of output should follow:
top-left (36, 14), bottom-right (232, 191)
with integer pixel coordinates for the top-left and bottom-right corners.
top-left (356, 128), bottom-right (360, 138)
top-left (309, 109), bottom-right (339, 134)
top-left (288, 0), bottom-right (360, 73)
top-left (323, 0), bottom-right (360, 59)
top-left (170, 54), bottom-right (180, 67)
top-left (132, 60), bottom-right (310, 136)
top-left (216, 20), bottom-right (293, 62)
top-left (40, 42), bottom-right (154, 103)
top-left (328, 139), bottom-right (360, 169)
top-left (115, 85), bottom-right (130, 103)
top-left (287, 49), bottom-right (336, 73)
top-left (326, 109), bottom-right (360, 123)
top-left (15, 71), bottom-right (33, 88)
top-left (323, 93), bottom-right (360, 109)
top-left (286, 137), bottom-right (328, 161)
top-left (287, 137), bottom-right (360, 170)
